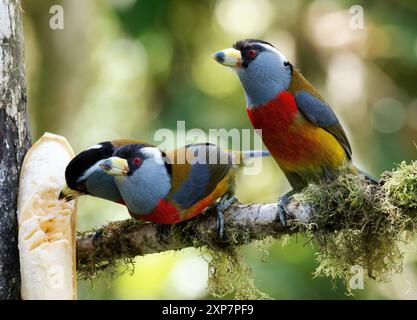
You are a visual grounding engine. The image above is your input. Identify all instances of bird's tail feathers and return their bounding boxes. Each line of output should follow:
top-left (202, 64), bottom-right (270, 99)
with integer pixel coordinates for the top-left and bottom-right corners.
top-left (358, 169), bottom-right (379, 184)
top-left (240, 150), bottom-right (271, 160)
top-left (350, 165), bottom-right (379, 184)
top-left (229, 149), bottom-right (271, 166)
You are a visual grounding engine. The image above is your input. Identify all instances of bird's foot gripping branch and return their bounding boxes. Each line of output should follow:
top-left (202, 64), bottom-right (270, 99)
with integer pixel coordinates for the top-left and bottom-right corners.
top-left (76, 161), bottom-right (417, 296)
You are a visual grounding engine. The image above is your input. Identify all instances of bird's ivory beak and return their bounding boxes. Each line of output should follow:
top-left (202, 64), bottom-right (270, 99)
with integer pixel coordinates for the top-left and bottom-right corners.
top-left (212, 48), bottom-right (242, 67)
top-left (99, 157), bottom-right (129, 176)
top-left (59, 184), bottom-right (81, 202)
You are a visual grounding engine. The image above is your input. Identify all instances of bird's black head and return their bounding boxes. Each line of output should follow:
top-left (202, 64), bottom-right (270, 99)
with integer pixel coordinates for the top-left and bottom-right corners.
top-left (233, 39), bottom-right (275, 68)
top-left (233, 39), bottom-right (274, 50)
top-left (213, 39), bottom-right (292, 107)
top-left (65, 141), bottom-right (116, 192)
top-left (111, 143), bottom-right (163, 175)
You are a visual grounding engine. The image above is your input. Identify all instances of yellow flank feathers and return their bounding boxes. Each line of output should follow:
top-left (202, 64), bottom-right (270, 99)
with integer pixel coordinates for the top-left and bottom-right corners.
top-left (277, 121), bottom-right (348, 173)
top-left (180, 173), bottom-right (233, 221)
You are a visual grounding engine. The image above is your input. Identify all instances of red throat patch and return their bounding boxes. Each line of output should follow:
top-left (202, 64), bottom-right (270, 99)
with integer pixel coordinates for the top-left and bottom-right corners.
top-left (246, 91), bottom-right (305, 163)
top-left (246, 91), bottom-right (298, 130)
top-left (131, 199), bottom-right (180, 224)
top-left (246, 90), bottom-right (348, 173)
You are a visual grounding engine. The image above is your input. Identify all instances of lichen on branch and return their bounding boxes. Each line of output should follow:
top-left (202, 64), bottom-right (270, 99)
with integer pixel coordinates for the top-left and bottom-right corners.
top-left (76, 161), bottom-right (417, 292)
top-left (296, 161), bottom-right (417, 286)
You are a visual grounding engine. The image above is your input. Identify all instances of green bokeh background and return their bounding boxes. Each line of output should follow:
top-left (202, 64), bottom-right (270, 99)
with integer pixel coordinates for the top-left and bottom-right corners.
top-left (22, 0), bottom-right (417, 299)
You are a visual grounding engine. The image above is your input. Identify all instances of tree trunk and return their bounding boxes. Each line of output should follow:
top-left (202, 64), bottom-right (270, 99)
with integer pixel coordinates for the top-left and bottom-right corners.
top-left (0, 0), bottom-right (31, 300)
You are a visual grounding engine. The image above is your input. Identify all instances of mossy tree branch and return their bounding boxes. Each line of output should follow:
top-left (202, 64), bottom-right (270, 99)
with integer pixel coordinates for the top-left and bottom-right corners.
top-left (76, 162), bottom-right (417, 277)
top-left (77, 201), bottom-right (305, 270)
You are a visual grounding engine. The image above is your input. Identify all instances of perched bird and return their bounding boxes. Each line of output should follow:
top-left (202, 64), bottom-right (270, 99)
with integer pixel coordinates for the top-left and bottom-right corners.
top-left (99, 142), bottom-right (269, 235)
top-left (213, 39), bottom-right (374, 224)
top-left (59, 139), bottom-right (154, 203)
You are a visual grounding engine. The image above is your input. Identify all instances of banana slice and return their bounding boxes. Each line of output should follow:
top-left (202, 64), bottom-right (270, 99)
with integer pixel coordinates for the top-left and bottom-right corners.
top-left (17, 133), bottom-right (77, 300)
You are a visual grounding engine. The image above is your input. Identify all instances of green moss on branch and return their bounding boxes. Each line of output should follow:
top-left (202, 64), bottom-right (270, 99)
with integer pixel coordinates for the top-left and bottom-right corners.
top-left (76, 161), bottom-right (417, 294)
top-left (295, 161), bottom-right (417, 287)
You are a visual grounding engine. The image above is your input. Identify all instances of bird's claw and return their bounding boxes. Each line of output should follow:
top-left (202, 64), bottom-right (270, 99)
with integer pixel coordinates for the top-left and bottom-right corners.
top-left (277, 195), bottom-right (290, 226)
top-left (216, 195), bottom-right (237, 240)
top-left (91, 229), bottom-right (103, 243)
top-left (216, 210), bottom-right (225, 240)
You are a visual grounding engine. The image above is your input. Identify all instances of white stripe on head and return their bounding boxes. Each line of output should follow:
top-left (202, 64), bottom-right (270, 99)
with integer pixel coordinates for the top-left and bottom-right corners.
top-left (141, 147), bottom-right (165, 165)
top-left (87, 144), bottom-right (103, 151)
top-left (258, 43), bottom-right (289, 64)
top-left (77, 159), bottom-right (106, 183)
top-left (236, 42), bottom-right (292, 107)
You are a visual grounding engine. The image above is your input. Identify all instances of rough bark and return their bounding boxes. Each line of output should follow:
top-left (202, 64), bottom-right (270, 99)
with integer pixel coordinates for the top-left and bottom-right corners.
top-left (0, 0), bottom-right (31, 300)
top-left (76, 163), bottom-right (417, 271)
top-left (76, 200), bottom-right (312, 269)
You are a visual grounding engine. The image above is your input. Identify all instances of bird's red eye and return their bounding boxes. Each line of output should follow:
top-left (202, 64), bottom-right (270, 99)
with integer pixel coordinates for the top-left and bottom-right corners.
top-left (133, 158), bottom-right (143, 166)
top-left (247, 49), bottom-right (258, 58)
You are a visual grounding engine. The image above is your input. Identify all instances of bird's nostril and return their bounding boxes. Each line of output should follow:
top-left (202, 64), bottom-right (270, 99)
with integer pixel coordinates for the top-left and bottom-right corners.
top-left (99, 162), bottom-right (112, 171)
top-left (213, 51), bottom-right (225, 63)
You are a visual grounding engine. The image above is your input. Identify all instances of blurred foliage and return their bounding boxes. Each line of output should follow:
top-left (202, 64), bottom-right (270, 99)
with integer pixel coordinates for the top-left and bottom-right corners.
top-left (22, 0), bottom-right (416, 299)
